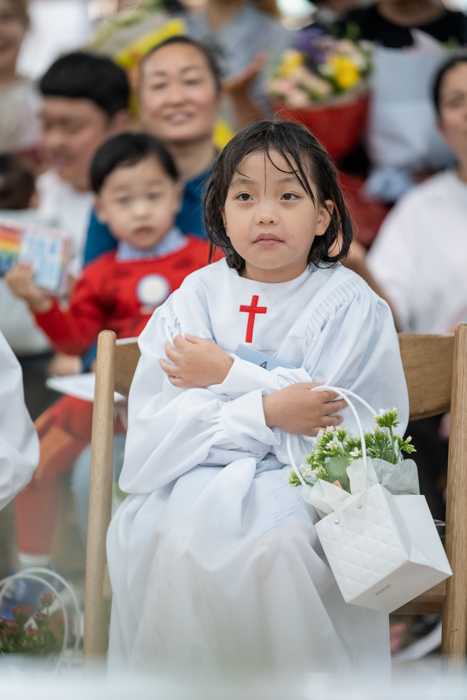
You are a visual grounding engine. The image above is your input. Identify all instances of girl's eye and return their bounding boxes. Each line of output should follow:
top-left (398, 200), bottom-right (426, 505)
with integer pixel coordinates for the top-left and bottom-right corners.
top-left (118, 197), bottom-right (130, 205)
top-left (148, 192), bottom-right (161, 201)
top-left (282, 193), bottom-right (298, 201)
top-left (149, 83), bottom-right (166, 91)
top-left (184, 79), bottom-right (202, 86)
top-left (237, 193), bottom-right (252, 202)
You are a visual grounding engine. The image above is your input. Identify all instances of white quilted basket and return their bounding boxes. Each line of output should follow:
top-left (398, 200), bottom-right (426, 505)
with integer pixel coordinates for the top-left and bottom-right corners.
top-left (289, 386), bottom-right (452, 613)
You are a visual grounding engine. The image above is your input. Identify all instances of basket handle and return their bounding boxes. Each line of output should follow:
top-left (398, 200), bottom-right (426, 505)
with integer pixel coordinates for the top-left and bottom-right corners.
top-left (287, 385), bottom-right (377, 487)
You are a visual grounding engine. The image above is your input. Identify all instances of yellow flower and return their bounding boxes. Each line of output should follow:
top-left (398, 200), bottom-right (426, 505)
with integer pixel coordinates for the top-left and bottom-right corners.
top-left (328, 56), bottom-right (360, 90)
top-left (279, 50), bottom-right (304, 77)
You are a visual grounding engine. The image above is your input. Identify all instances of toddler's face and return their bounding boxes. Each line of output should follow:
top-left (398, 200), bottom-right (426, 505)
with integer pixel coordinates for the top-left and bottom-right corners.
top-left (95, 156), bottom-right (182, 251)
top-left (221, 149), bottom-right (333, 283)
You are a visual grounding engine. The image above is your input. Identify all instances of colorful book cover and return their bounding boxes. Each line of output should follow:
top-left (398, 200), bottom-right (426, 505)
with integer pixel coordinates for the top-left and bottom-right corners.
top-left (0, 218), bottom-right (70, 295)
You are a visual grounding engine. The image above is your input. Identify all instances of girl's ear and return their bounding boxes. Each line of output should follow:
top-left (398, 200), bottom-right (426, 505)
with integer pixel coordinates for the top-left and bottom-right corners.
top-left (315, 200), bottom-right (334, 237)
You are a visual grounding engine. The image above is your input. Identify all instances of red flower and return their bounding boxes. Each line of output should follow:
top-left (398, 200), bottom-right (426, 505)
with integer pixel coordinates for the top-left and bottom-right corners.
top-left (11, 606), bottom-right (35, 626)
top-left (40, 593), bottom-right (54, 608)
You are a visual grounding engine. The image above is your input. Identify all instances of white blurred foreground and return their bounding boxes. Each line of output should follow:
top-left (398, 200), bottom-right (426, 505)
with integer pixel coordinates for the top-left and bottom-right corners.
top-left (1, 660), bottom-right (467, 700)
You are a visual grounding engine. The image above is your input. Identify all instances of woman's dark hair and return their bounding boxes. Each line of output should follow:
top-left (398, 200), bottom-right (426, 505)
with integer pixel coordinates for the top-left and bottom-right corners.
top-left (433, 51), bottom-right (467, 115)
top-left (90, 132), bottom-right (179, 194)
top-left (142, 35), bottom-right (223, 93)
top-left (40, 52), bottom-right (130, 119)
top-left (0, 155), bottom-right (35, 209)
top-left (204, 119), bottom-right (353, 271)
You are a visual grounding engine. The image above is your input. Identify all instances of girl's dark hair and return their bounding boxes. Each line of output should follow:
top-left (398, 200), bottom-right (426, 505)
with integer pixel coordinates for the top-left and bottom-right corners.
top-left (90, 132), bottom-right (178, 194)
top-left (433, 51), bottom-right (467, 115)
top-left (142, 36), bottom-right (223, 93)
top-left (204, 119), bottom-right (353, 271)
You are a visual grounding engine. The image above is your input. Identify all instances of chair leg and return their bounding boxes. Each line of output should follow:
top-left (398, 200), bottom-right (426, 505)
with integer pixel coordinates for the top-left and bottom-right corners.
top-left (442, 324), bottom-right (467, 658)
top-left (83, 331), bottom-right (116, 661)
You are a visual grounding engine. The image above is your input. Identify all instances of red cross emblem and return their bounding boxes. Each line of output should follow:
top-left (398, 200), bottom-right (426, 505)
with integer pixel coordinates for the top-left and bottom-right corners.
top-left (239, 295), bottom-right (267, 343)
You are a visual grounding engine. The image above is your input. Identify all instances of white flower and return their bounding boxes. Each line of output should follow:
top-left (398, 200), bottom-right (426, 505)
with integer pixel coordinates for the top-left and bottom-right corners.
top-left (349, 449), bottom-right (361, 458)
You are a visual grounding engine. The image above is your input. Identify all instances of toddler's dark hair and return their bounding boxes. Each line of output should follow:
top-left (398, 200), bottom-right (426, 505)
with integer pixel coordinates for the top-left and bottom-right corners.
top-left (90, 132), bottom-right (179, 194)
top-left (40, 52), bottom-right (130, 119)
top-left (204, 119), bottom-right (353, 270)
top-left (433, 51), bottom-right (467, 115)
top-left (142, 35), bottom-right (223, 93)
top-left (0, 155), bottom-right (35, 210)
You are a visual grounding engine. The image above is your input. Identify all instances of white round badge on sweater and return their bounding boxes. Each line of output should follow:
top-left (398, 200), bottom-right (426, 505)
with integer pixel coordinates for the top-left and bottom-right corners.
top-left (137, 274), bottom-right (171, 308)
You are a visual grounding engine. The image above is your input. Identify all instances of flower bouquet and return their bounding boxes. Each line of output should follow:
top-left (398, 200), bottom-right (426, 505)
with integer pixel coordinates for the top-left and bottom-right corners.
top-left (87, 0), bottom-right (185, 71)
top-left (285, 388), bottom-right (451, 613)
top-left (0, 569), bottom-right (80, 671)
top-left (267, 27), bottom-right (373, 160)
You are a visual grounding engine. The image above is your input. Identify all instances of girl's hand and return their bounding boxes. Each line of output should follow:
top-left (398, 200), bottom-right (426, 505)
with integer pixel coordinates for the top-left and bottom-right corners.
top-left (263, 383), bottom-right (347, 436)
top-left (5, 264), bottom-right (53, 313)
top-left (159, 333), bottom-right (234, 388)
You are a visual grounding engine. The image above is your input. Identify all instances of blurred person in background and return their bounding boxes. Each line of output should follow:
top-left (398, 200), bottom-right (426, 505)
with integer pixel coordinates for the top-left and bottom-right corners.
top-left (7, 52), bottom-right (131, 420)
top-left (186, 0), bottom-right (292, 127)
top-left (339, 0), bottom-right (467, 48)
top-left (0, 0), bottom-right (40, 160)
top-left (368, 52), bottom-right (467, 520)
top-left (336, 0), bottom-right (467, 201)
top-left (0, 330), bottom-right (39, 512)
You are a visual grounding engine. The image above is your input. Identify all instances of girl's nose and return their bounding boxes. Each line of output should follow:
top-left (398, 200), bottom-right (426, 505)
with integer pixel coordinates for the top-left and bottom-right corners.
top-left (255, 207), bottom-right (279, 226)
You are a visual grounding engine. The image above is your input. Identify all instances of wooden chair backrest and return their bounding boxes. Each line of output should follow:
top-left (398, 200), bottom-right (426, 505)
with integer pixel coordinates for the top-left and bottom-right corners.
top-left (114, 333), bottom-right (455, 420)
top-left (114, 338), bottom-right (141, 397)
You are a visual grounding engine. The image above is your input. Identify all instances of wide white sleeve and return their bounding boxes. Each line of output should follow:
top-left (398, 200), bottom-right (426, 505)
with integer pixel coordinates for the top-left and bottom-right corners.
top-left (278, 280), bottom-right (409, 466)
top-left (119, 296), bottom-right (279, 494)
top-left (367, 193), bottom-right (419, 332)
top-left (0, 332), bottom-right (39, 510)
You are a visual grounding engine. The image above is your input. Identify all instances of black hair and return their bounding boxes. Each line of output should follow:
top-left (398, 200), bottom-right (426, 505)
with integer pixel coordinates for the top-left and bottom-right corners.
top-left (40, 52), bottom-right (130, 119)
top-left (204, 119), bottom-right (353, 271)
top-left (0, 155), bottom-right (35, 210)
top-left (433, 51), bottom-right (467, 115)
top-left (90, 132), bottom-right (179, 194)
top-left (142, 35), bottom-right (223, 93)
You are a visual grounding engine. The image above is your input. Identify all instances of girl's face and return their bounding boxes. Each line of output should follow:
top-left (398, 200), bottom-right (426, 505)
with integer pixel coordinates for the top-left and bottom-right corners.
top-left (140, 43), bottom-right (220, 147)
top-left (438, 62), bottom-right (467, 164)
top-left (0, 0), bottom-right (27, 77)
top-left (222, 149), bottom-right (333, 284)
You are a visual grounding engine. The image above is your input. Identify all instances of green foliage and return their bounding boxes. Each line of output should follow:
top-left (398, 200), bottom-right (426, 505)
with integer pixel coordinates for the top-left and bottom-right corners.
top-left (286, 408), bottom-right (416, 492)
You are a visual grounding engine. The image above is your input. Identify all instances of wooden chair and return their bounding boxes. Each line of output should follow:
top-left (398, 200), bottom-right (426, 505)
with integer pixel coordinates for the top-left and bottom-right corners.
top-left (83, 325), bottom-right (467, 661)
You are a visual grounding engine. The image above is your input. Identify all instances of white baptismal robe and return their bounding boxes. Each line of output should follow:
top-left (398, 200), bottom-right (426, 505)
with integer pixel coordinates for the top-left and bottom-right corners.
top-left (0, 331), bottom-right (39, 510)
top-left (107, 260), bottom-right (409, 677)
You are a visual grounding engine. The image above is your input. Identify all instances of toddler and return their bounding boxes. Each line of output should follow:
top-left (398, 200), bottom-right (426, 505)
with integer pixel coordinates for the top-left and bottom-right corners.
top-left (6, 132), bottom-right (212, 573)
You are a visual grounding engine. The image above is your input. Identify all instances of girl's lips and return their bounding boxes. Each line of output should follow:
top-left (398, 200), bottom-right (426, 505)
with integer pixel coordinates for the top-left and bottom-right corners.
top-left (254, 234), bottom-right (282, 246)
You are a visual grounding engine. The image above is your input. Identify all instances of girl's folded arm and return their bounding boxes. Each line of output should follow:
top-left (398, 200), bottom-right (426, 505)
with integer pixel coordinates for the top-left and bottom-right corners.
top-left (119, 301), bottom-right (281, 494)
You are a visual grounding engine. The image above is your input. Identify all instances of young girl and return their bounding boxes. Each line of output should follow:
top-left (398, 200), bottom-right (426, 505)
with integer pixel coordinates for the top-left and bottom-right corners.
top-left (107, 119), bottom-right (409, 678)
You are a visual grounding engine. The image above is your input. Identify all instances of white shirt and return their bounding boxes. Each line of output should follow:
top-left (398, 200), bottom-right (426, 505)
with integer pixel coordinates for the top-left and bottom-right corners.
top-left (0, 331), bottom-right (39, 510)
top-left (107, 261), bottom-right (407, 676)
top-left (37, 170), bottom-right (93, 278)
top-left (0, 78), bottom-right (40, 152)
top-left (368, 170), bottom-right (467, 333)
